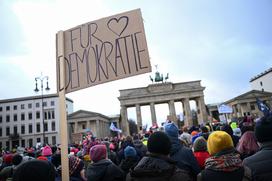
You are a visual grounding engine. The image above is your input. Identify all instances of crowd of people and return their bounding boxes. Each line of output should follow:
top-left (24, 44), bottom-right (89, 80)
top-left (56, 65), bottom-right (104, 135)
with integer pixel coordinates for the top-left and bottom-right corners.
top-left (0, 114), bottom-right (272, 181)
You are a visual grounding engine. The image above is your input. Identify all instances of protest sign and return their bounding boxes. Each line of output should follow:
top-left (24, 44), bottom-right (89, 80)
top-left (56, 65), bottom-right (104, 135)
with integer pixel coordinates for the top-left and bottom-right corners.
top-left (57, 9), bottom-right (151, 93)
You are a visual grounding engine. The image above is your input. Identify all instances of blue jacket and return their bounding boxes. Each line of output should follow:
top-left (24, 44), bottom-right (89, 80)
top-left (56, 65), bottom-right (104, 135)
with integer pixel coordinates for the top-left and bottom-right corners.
top-left (168, 136), bottom-right (201, 177)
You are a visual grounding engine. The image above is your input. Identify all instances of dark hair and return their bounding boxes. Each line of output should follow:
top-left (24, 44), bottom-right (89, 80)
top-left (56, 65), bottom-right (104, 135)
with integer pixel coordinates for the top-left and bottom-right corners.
top-left (12, 154), bottom-right (23, 166)
top-left (148, 131), bottom-right (171, 155)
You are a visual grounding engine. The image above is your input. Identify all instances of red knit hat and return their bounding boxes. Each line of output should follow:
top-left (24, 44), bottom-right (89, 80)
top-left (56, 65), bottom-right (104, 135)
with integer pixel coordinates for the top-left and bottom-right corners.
top-left (3, 154), bottom-right (13, 164)
top-left (90, 144), bottom-right (107, 162)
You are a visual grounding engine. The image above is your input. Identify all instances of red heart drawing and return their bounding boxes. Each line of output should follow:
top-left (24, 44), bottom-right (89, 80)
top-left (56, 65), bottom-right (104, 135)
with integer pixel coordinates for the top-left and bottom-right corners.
top-left (107, 16), bottom-right (129, 37)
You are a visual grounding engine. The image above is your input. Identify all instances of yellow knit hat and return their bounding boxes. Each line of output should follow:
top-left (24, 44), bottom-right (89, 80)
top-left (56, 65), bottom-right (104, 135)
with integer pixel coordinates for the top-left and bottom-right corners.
top-left (207, 131), bottom-right (234, 155)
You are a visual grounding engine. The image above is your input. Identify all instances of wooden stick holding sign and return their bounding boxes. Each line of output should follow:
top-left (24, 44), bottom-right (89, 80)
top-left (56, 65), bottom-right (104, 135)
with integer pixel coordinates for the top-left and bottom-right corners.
top-left (56, 9), bottom-right (150, 180)
top-left (56, 31), bottom-right (69, 181)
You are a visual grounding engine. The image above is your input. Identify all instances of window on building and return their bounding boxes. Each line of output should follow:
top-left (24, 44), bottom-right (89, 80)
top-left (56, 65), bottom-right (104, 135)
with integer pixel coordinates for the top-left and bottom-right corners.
top-left (82, 124), bottom-right (86, 130)
top-left (13, 114), bottom-right (17, 122)
top-left (51, 122), bottom-right (56, 131)
top-left (36, 123), bottom-right (40, 133)
top-left (44, 112), bottom-right (47, 120)
top-left (48, 111), bottom-right (51, 119)
top-left (21, 104), bottom-right (24, 109)
top-left (52, 136), bottom-right (56, 145)
top-left (14, 126), bottom-right (17, 134)
top-left (45, 137), bottom-right (49, 144)
top-left (28, 103), bottom-right (32, 109)
top-left (250, 104), bottom-right (255, 110)
top-left (21, 113), bottom-right (25, 121)
top-left (29, 124), bottom-right (32, 134)
top-left (6, 115), bottom-right (10, 122)
top-left (44, 122), bottom-right (48, 132)
top-left (0, 128), bottom-right (2, 137)
top-left (21, 139), bottom-right (25, 147)
top-left (260, 81), bottom-right (263, 86)
top-left (28, 113), bottom-right (32, 120)
top-left (43, 102), bottom-right (47, 107)
top-left (36, 102), bottom-right (40, 108)
top-left (37, 137), bottom-right (41, 143)
top-left (6, 127), bottom-right (10, 136)
top-left (6, 106), bottom-right (10, 111)
top-left (29, 139), bottom-right (33, 147)
top-left (0, 116), bottom-right (2, 123)
top-left (52, 110), bottom-right (55, 119)
top-left (0, 142), bottom-right (2, 149)
top-left (36, 111), bottom-right (40, 119)
top-left (21, 125), bottom-right (25, 134)
top-left (13, 105), bottom-right (17, 110)
top-left (0, 107), bottom-right (2, 112)
top-left (262, 88), bottom-right (264, 92)
top-left (51, 101), bottom-right (55, 106)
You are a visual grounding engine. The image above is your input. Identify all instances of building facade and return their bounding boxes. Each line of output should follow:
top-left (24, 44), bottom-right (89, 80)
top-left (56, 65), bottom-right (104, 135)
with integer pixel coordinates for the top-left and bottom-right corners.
top-left (68, 110), bottom-right (120, 144)
top-left (250, 67), bottom-right (272, 92)
top-left (0, 94), bottom-right (73, 150)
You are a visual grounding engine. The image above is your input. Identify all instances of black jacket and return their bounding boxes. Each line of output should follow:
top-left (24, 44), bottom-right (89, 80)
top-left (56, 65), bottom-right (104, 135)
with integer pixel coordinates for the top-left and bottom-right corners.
top-left (126, 154), bottom-right (192, 181)
top-left (86, 159), bottom-right (125, 181)
top-left (243, 141), bottom-right (272, 181)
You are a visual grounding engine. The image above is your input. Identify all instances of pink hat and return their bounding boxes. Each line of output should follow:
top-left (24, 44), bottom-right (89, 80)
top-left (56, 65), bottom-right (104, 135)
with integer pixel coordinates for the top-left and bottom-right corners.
top-left (90, 144), bottom-right (107, 162)
top-left (42, 145), bottom-right (52, 156)
top-left (109, 143), bottom-right (115, 150)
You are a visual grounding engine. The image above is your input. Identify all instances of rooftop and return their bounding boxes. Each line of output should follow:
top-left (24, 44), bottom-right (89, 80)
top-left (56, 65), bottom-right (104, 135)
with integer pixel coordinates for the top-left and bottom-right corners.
top-left (250, 67), bottom-right (272, 82)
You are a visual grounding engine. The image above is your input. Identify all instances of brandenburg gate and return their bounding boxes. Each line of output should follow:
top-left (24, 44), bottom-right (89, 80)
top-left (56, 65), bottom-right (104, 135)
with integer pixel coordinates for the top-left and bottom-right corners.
top-left (118, 80), bottom-right (208, 135)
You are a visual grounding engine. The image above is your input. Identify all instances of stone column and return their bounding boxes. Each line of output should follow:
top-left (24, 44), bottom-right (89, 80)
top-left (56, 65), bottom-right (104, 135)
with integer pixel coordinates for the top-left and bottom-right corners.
top-left (86, 120), bottom-right (90, 129)
top-left (96, 120), bottom-right (100, 138)
top-left (136, 104), bottom-right (142, 132)
top-left (150, 102), bottom-right (157, 125)
top-left (120, 106), bottom-right (129, 136)
top-left (237, 104), bottom-right (242, 117)
top-left (183, 98), bottom-right (193, 127)
top-left (197, 96), bottom-right (208, 125)
top-left (74, 122), bottom-right (78, 133)
top-left (247, 102), bottom-right (251, 116)
top-left (233, 105), bottom-right (237, 117)
top-left (168, 100), bottom-right (177, 125)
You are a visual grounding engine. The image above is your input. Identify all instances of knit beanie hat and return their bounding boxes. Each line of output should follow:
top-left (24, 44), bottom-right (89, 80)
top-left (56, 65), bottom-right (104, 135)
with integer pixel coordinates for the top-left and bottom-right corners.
top-left (164, 122), bottom-right (179, 138)
top-left (12, 154), bottom-right (23, 166)
top-left (124, 146), bottom-right (137, 158)
top-left (255, 114), bottom-right (272, 142)
top-left (13, 160), bottom-right (56, 181)
top-left (193, 136), bottom-right (207, 152)
top-left (3, 154), bottom-right (13, 164)
top-left (147, 131), bottom-right (171, 155)
top-left (207, 131), bottom-right (234, 155)
top-left (42, 146), bottom-right (52, 156)
top-left (90, 144), bottom-right (107, 162)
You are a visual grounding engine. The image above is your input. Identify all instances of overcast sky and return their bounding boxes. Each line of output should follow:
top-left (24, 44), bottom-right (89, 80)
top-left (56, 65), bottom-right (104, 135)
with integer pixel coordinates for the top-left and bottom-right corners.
top-left (1, 0), bottom-right (272, 127)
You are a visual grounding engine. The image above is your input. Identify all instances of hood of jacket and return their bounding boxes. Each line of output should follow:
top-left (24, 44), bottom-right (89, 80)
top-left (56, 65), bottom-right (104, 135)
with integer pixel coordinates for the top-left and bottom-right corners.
top-left (86, 159), bottom-right (111, 181)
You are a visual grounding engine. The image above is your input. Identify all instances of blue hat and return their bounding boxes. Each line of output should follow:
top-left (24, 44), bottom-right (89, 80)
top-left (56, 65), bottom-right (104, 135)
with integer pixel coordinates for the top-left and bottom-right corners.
top-left (124, 146), bottom-right (137, 158)
top-left (164, 122), bottom-right (179, 138)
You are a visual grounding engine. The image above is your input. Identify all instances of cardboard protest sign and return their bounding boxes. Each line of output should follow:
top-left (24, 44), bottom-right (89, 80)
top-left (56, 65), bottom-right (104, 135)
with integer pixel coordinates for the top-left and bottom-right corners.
top-left (57, 9), bottom-right (151, 93)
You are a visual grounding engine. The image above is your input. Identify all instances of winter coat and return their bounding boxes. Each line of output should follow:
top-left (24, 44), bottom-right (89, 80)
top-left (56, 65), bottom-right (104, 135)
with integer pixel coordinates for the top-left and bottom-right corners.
top-left (133, 140), bottom-right (147, 158)
top-left (119, 157), bottom-right (139, 175)
top-left (198, 148), bottom-right (247, 181)
top-left (168, 136), bottom-right (201, 177)
top-left (86, 159), bottom-right (125, 181)
top-left (193, 151), bottom-right (210, 169)
top-left (126, 154), bottom-right (192, 181)
top-left (243, 141), bottom-right (272, 181)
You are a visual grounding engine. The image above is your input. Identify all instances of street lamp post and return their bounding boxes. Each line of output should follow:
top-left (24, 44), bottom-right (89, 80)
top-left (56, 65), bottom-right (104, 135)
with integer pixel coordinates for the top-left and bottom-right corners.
top-left (34, 73), bottom-right (50, 145)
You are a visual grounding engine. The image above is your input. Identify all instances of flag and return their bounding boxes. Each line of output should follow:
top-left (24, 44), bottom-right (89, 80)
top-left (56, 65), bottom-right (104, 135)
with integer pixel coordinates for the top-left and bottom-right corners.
top-left (256, 98), bottom-right (270, 116)
top-left (110, 122), bottom-right (122, 133)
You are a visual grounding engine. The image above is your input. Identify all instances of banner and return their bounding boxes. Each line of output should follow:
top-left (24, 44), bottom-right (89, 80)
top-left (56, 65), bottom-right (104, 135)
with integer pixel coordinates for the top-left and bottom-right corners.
top-left (218, 104), bottom-right (233, 114)
top-left (57, 9), bottom-right (151, 93)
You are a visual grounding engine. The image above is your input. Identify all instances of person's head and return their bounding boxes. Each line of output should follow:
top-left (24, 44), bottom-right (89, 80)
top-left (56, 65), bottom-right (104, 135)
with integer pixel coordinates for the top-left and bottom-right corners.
top-left (3, 154), bottom-right (13, 165)
top-left (90, 144), bottom-right (107, 162)
top-left (147, 131), bottom-right (171, 155)
top-left (220, 124), bottom-right (233, 136)
top-left (255, 114), bottom-right (272, 143)
top-left (124, 146), bottom-right (137, 158)
top-left (69, 156), bottom-right (84, 176)
top-left (164, 122), bottom-right (179, 138)
top-left (182, 126), bottom-right (189, 133)
top-left (233, 128), bottom-right (242, 137)
top-left (207, 131), bottom-right (234, 156)
top-left (13, 160), bottom-right (56, 181)
top-left (12, 154), bottom-right (23, 166)
top-left (42, 145), bottom-right (52, 157)
top-left (193, 136), bottom-right (207, 152)
top-left (236, 131), bottom-right (259, 155)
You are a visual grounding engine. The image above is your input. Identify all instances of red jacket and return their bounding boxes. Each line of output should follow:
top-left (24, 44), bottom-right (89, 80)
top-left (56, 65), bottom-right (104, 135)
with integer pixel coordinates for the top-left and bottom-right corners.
top-left (193, 151), bottom-right (210, 169)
